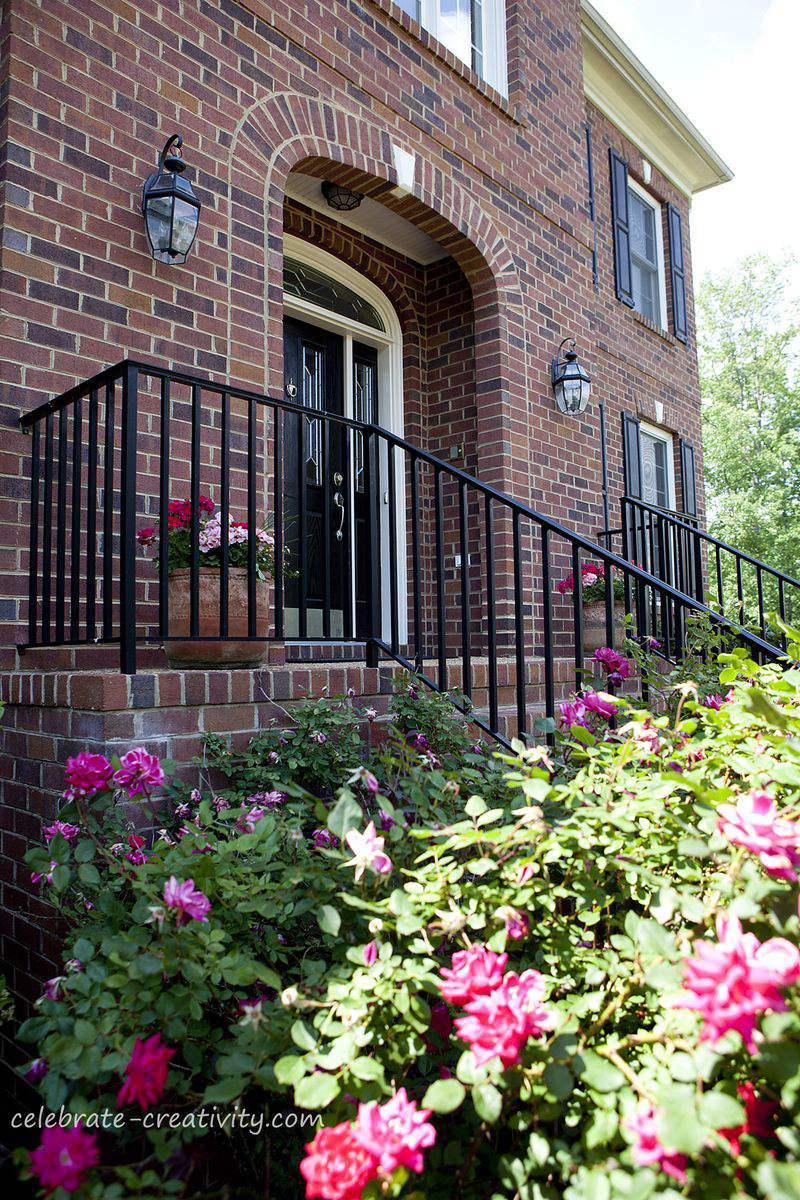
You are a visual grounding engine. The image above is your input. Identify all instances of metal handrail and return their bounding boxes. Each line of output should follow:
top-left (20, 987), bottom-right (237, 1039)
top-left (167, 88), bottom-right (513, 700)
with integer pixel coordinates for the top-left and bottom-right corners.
top-left (19, 358), bottom-right (785, 746)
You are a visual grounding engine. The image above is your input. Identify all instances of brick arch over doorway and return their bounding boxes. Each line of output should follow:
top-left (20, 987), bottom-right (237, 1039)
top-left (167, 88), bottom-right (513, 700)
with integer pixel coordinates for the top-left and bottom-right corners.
top-left (223, 90), bottom-right (525, 495)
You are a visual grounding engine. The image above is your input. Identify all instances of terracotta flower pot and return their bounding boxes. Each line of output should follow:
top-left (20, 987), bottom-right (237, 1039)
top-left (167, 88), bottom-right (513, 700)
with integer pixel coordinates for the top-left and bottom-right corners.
top-left (166, 567), bottom-right (271, 668)
top-left (582, 600), bottom-right (626, 654)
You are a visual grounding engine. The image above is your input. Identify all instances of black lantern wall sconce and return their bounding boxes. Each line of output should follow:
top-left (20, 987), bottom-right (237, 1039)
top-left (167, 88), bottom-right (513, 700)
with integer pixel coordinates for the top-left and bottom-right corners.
top-left (141, 134), bottom-right (201, 264)
top-left (551, 337), bottom-right (592, 415)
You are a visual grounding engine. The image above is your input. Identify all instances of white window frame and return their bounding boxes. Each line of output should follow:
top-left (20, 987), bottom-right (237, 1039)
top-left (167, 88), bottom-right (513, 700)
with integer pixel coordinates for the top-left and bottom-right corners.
top-left (639, 420), bottom-right (676, 511)
top-left (627, 177), bottom-right (668, 332)
top-left (411, 0), bottom-right (508, 96)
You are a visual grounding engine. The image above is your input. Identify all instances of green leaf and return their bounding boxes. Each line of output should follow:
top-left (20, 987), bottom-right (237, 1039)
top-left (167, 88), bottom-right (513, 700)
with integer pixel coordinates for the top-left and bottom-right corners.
top-left (74, 840), bottom-right (95, 863)
top-left (295, 1073), bottom-right (340, 1110)
top-left (349, 1057), bottom-right (385, 1082)
top-left (757, 1161), bottom-right (800, 1200)
top-left (465, 795), bottom-right (487, 818)
top-left (274, 1055), bottom-right (306, 1086)
top-left (697, 1090), bottom-right (745, 1130)
top-left (544, 1062), bottom-right (573, 1100)
top-left (72, 937), bottom-right (95, 963)
top-left (327, 791), bottom-right (363, 839)
top-left (73, 1020), bottom-right (95, 1045)
top-left (472, 1082), bottom-right (502, 1123)
top-left (422, 1078), bottom-right (466, 1114)
top-left (318, 905), bottom-right (341, 936)
top-left (576, 1051), bottom-right (625, 1093)
top-left (291, 1021), bottom-right (317, 1051)
top-left (203, 1078), bottom-right (248, 1104)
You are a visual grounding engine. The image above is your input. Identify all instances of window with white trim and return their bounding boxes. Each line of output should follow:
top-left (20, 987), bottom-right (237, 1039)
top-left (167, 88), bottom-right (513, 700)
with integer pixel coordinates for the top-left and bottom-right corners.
top-left (639, 422), bottom-right (676, 510)
top-left (395, 0), bottom-right (508, 95)
top-left (627, 179), bottom-right (667, 329)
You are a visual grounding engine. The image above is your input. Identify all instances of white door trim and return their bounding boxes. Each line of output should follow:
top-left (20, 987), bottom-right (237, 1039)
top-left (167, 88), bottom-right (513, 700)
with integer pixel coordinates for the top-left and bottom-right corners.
top-left (282, 235), bottom-right (407, 643)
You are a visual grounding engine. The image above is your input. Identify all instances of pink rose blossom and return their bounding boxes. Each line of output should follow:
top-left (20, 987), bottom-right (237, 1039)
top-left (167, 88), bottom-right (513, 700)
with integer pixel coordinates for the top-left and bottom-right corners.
top-left (704, 693), bottom-right (726, 710)
top-left (354, 1087), bottom-right (436, 1176)
top-left (717, 791), bottom-right (800, 880)
top-left (517, 862), bottom-right (536, 885)
top-left (559, 698), bottom-right (588, 728)
top-left (124, 834), bottom-right (148, 866)
top-left (43, 820), bottom-right (81, 844)
top-left (137, 526), bottom-right (156, 546)
top-left (163, 876), bottom-right (211, 925)
top-left (454, 969), bottom-right (554, 1067)
top-left (30, 1123), bottom-right (99, 1195)
top-left (504, 910), bottom-right (530, 941)
top-left (624, 1102), bottom-right (687, 1184)
top-left (113, 748), bottom-right (164, 797)
top-left (64, 751), bottom-right (113, 799)
top-left (31, 861), bottom-right (58, 886)
top-left (594, 647), bottom-right (630, 680)
top-left (300, 1121), bottom-right (379, 1200)
top-left (674, 912), bottom-right (800, 1052)
top-left (582, 690), bottom-right (619, 720)
top-left (344, 822), bottom-right (392, 881)
top-left (26, 1057), bottom-right (48, 1084)
top-left (438, 945), bottom-right (508, 1006)
top-left (117, 1032), bottom-right (175, 1110)
top-left (237, 805), bottom-right (267, 833)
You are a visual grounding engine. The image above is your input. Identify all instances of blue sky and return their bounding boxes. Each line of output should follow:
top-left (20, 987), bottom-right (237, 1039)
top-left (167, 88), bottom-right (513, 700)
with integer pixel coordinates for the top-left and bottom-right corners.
top-left (592, 0), bottom-right (800, 285)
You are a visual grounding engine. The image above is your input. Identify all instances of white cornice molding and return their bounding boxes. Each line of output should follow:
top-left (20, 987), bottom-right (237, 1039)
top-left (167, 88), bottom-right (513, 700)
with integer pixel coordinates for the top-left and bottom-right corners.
top-left (581, 0), bottom-right (733, 197)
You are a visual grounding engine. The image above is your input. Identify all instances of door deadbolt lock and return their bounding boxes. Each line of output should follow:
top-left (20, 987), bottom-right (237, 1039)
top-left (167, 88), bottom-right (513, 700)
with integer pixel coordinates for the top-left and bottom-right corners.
top-left (333, 471), bottom-right (343, 486)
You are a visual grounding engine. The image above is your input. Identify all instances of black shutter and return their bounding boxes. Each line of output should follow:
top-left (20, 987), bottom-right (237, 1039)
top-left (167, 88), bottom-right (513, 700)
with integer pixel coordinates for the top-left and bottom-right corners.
top-left (622, 412), bottom-right (642, 498)
top-left (609, 149), bottom-right (634, 307)
top-left (680, 438), bottom-right (698, 516)
top-left (667, 203), bottom-right (688, 343)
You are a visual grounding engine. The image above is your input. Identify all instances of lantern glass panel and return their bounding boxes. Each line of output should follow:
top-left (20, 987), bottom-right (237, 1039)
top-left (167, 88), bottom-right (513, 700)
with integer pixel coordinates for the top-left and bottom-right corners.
top-left (145, 194), bottom-right (175, 261)
top-left (171, 197), bottom-right (200, 257)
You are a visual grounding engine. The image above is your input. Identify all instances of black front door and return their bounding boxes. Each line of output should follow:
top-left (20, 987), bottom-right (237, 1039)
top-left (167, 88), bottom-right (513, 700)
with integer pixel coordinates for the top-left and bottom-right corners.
top-left (283, 317), bottom-right (347, 637)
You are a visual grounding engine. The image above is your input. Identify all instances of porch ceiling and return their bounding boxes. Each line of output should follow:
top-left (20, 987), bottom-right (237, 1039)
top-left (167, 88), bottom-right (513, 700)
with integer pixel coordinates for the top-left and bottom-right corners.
top-left (284, 170), bottom-right (450, 266)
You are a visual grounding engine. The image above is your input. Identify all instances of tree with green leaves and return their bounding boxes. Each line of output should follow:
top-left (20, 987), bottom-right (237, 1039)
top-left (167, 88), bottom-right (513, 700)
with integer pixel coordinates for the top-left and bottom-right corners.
top-left (699, 254), bottom-right (800, 593)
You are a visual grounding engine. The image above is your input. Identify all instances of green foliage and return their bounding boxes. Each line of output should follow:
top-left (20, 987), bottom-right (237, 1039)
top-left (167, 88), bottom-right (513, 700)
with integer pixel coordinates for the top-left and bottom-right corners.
top-left (17, 652), bottom-right (800, 1198)
top-left (699, 254), bottom-right (800, 614)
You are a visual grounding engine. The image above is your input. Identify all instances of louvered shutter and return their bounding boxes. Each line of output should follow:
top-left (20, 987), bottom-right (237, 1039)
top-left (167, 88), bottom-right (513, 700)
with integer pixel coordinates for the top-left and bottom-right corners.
top-left (622, 412), bottom-right (642, 498)
top-left (667, 203), bottom-right (688, 343)
top-left (609, 149), bottom-right (634, 307)
top-left (680, 438), bottom-right (698, 516)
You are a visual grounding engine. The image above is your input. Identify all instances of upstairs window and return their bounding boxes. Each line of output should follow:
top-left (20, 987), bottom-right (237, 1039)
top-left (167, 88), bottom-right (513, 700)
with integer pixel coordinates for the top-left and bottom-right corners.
top-left (627, 180), bottom-right (667, 329)
top-left (395, 0), bottom-right (508, 95)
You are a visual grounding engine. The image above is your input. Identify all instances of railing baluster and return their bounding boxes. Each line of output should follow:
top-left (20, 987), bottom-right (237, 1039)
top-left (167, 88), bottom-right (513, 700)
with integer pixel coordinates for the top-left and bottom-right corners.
top-left (69, 396), bottom-right (83, 641)
top-left (119, 364), bottom-right (138, 673)
top-left (513, 510), bottom-right (526, 739)
top-left (247, 398), bottom-right (258, 640)
top-left (411, 455), bottom-right (423, 670)
top-left (434, 465), bottom-right (447, 692)
top-left (41, 413), bottom-right (54, 644)
top-left (715, 545), bottom-right (723, 610)
top-left (459, 480), bottom-right (471, 700)
top-left (322, 419), bottom-right (331, 640)
top-left (158, 377), bottom-right (170, 641)
top-left (387, 441), bottom-right (399, 655)
top-left (621, 499), bottom-right (632, 618)
top-left (779, 578), bottom-right (787, 651)
top-left (756, 565), bottom-right (765, 638)
top-left (55, 410), bottom-right (67, 642)
top-left (342, 421), bottom-right (353, 641)
top-left (485, 495), bottom-right (498, 733)
top-left (190, 384), bottom-right (201, 640)
top-left (219, 390), bottom-right (230, 640)
top-left (541, 525), bottom-right (554, 722)
top-left (273, 407), bottom-right (285, 640)
top-left (735, 555), bottom-right (744, 623)
top-left (86, 391), bottom-right (98, 643)
top-left (364, 429), bottom-right (381, 665)
top-left (298, 411), bottom-right (307, 640)
top-left (571, 542), bottom-right (583, 693)
top-left (28, 423), bottom-right (41, 645)
top-left (102, 381), bottom-right (115, 641)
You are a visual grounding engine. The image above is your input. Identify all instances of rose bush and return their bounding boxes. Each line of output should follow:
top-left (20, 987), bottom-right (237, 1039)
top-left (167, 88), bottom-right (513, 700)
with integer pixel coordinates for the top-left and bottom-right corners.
top-left (15, 644), bottom-right (800, 1199)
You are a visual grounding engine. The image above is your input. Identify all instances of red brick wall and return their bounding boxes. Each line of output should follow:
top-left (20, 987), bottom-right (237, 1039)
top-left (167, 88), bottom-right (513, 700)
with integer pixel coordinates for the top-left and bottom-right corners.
top-left (0, 0), bottom-right (705, 666)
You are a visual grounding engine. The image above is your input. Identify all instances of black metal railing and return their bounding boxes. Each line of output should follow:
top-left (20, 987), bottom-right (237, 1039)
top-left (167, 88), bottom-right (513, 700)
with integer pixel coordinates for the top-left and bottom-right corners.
top-left (620, 496), bottom-right (800, 653)
top-left (20, 360), bottom-right (783, 748)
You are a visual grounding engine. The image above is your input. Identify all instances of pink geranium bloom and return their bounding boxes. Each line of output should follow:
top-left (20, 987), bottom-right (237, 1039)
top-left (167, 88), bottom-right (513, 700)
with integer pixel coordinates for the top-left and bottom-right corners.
top-left (114, 748), bottom-right (165, 797)
top-left (624, 1102), bottom-right (687, 1184)
top-left (64, 751), bottom-right (113, 799)
top-left (163, 876), bottom-right (211, 925)
top-left (117, 1032), bottom-right (175, 1110)
top-left (30, 1123), bottom-right (99, 1194)
top-left (453, 969), bottom-right (554, 1067)
top-left (438, 945), bottom-right (508, 1006)
top-left (582, 690), bottom-right (619, 720)
top-left (717, 791), bottom-right (800, 880)
top-left (43, 820), bottom-right (81, 844)
top-left (354, 1087), bottom-right (436, 1176)
top-left (674, 912), bottom-right (800, 1052)
top-left (300, 1121), bottom-right (379, 1200)
top-left (343, 822), bottom-right (392, 881)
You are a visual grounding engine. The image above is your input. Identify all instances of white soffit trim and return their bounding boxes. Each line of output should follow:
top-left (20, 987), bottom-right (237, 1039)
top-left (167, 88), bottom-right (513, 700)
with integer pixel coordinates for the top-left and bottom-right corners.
top-left (581, 1), bottom-right (733, 197)
top-left (284, 172), bottom-right (448, 266)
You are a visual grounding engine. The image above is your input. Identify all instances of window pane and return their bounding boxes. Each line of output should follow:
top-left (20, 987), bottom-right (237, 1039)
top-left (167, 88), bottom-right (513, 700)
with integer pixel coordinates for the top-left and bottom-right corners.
top-left (301, 344), bottom-right (324, 486)
top-left (353, 359), bottom-right (377, 493)
top-left (641, 433), bottom-right (670, 508)
top-left (437, 0), bottom-right (478, 70)
top-left (632, 259), bottom-right (658, 323)
top-left (396, 0), bottom-right (421, 18)
top-left (629, 191), bottom-right (657, 267)
top-left (284, 258), bottom-right (386, 331)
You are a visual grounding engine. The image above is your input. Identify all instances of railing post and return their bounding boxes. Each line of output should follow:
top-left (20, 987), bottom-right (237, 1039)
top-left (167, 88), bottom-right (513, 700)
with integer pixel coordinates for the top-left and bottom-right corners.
top-left (365, 429), bottom-right (381, 669)
top-left (119, 363), bottom-right (138, 674)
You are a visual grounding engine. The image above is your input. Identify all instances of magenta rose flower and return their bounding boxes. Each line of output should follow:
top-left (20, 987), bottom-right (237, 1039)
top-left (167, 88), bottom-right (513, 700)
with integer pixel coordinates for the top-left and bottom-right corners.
top-left (163, 876), bottom-right (211, 925)
top-left (64, 751), bottom-right (113, 799)
top-left (117, 1032), bottom-right (175, 1110)
top-left (113, 748), bottom-right (165, 797)
top-left (438, 946), bottom-right (508, 1006)
top-left (30, 1123), bottom-right (99, 1194)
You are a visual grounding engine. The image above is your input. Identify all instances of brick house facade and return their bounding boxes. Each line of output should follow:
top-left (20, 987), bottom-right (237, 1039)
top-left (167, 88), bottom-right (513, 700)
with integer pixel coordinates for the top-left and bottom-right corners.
top-left (0, 0), bottom-right (730, 1012)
